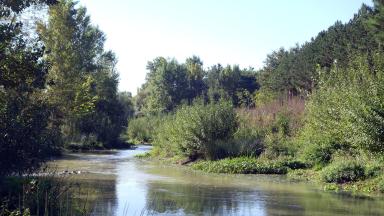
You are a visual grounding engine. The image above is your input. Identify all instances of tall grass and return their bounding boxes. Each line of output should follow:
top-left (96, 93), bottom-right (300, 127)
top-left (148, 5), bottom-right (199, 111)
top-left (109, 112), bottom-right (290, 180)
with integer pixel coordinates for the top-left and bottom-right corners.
top-left (237, 96), bottom-right (305, 130)
top-left (0, 169), bottom-right (94, 216)
top-left (236, 96), bottom-right (305, 158)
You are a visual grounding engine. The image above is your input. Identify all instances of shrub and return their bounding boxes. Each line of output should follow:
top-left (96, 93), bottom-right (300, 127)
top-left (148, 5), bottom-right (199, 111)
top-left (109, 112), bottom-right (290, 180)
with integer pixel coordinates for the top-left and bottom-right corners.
top-left (154, 100), bottom-right (238, 160)
top-left (377, 177), bottom-right (384, 193)
top-left (233, 115), bottom-right (265, 157)
top-left (253, 88), bottom-right (278, 107)
top-left (192, 157), bottom-right (288, 174)
top-left (298, 55), bottom-right (384, 165)
top-left (0, 91), bottom-right (62, 176)
top-left (263, 133), bottom-right (288, 158)
top-left (364, 160), bottom-right (383, 178)
top-left (282, 159), bottom-right (309, 170)
top-left (126, 115), bottom-right (165, 144)
top-left (321, 160), bottom-right (366, 183)
top-left (265, 112), bottom-right (293, 157)
top-left (152, 115), bottom-right (180, 157)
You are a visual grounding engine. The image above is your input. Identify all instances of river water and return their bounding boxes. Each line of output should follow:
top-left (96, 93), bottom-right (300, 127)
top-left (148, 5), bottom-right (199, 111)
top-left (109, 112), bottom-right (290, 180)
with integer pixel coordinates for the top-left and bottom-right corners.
top-left (50, 145), bottom-right (384, 216)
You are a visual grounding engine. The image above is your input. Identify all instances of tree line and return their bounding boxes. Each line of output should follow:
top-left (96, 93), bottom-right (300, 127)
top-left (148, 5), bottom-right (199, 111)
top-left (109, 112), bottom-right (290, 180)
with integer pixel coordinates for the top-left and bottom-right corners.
top-left (135, 57), bottom-right (258, 114)
top-left (258, 2), bottom-right (382, 96)
top-left (135, 1), bottom-right (383, 114)
top-left (0, 0), bottom-right (134, 176)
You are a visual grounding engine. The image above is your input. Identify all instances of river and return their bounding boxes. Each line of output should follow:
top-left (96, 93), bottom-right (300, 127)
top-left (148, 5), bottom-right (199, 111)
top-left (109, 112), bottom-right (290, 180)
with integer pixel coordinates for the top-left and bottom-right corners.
top-left (50, 145), bottom-right (384, 216)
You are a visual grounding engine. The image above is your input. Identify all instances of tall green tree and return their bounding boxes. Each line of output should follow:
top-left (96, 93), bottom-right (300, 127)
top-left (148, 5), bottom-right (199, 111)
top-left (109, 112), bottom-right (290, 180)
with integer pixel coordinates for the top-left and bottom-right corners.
top-left (0, 0), bottom-right (60, 176)
top-left (185, 56), bottom-right (206, 103)
top-left (206, 64), bottom-right (258, 106)
top-left (366, 0), bottom-right (384, 46)
top-left (38, 0), bottom-right (130, 147)
top-left (142, 57), bottom-right (189, 113)
top-left (258, 3), bottom-right (379, 97)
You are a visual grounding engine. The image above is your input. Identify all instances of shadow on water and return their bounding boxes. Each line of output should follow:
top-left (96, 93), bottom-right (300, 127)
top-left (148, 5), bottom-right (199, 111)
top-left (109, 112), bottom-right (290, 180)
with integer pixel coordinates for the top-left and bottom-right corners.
top-left (50, 145), bottom-right (384, 216)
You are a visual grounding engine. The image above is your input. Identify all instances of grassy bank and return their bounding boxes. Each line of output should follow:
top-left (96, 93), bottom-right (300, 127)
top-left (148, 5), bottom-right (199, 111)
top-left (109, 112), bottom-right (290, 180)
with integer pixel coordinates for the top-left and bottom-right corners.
top-left (192, 157), bottom-right (289, 174)
top-left (139, 152), bottom-right (384, 195)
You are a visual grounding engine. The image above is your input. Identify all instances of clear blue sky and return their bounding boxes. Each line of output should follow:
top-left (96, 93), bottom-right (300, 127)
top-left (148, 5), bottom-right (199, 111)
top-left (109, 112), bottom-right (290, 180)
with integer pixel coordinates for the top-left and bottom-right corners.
top-left (79, 0), bottom-right (373, 95)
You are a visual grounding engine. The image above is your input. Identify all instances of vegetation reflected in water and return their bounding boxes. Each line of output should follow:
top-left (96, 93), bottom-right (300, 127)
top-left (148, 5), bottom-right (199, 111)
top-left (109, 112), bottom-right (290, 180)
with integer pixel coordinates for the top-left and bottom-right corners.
top-left (51, 146), bottom-right (384, 216)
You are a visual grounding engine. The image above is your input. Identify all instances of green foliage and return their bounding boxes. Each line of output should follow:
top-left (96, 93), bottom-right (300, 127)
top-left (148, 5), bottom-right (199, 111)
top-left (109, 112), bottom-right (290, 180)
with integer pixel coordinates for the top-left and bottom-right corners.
top-left (126, 115), bottom-right (165, 144)
top-left (321, 160), bottom-right (366, 183)
top-left (154, 100), bottom-right (238, 160)
top-left (232, 115), bottom-right (264, 157)
top-left (151, 115), bottom-right (180, 157)
top-left (142, 57), bottom-right (188, 113)
top-left (192, 157), bottom-right (288, 174)
top-left (366, 0), bottom-right (384, 44)
top-left (262, 112), bottom-right (294, 158)
top-left (136, 58), bottom-right (259, 114)
top-left (206, 65), bottom-right (258, 106)
top-left (253, 87), bottom-right (278, 107)
top-left (134, 152), bottom-right (151, 158)
top-left (0, 0), bottom-right (62, 176)
top-left (364, 160), bottom-right (383, 178)
top-left (298, 55), bottom-right (384, 165)
top-left (377, 176), bottom-right (384, 193)
top-left (206, 65), bottom-right (241, 103)
top-left (73, 76), bottom-right (99, 117)
top-left (282, 159), bottom-right (309, 170)
top-left (139, 56), bottom-right (206, 114)
top-left (0, 92), bottom-right (62, 176)
top-left (287, 169), bottom-right (318, 181)
top-left (258, 4), bottom-right (379, 96)
top-left (236, 89), bottom-right (255, 108)
top-left (37, 0), bottom-right (133, 148)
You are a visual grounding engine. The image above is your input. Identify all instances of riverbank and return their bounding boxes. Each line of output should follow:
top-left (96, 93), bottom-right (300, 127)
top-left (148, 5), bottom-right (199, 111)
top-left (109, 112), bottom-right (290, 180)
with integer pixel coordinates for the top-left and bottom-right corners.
top-left (136, 151), bottom-right (384, 197)
top-left (129, 96), bottom-right (384, 198)
top-left (47, 147), bottom-right (384, 215)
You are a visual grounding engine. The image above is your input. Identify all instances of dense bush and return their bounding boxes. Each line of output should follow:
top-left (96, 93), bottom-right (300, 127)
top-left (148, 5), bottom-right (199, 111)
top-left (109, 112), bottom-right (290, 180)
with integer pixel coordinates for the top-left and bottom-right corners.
top-left (377, 177), bottom-right (384, 193)
top-left (192, 157), bottom-right (288, 174)
top-left (364, 160), bottom-right (383, 178)
top-left (154, 100), bottom-right (238, 159)
top-left (0, 90), bottom-right (62, 176)
top-left (232, 116), bottom-right (265, 157)
top-left (321, 160), bottom-right (366, 183)
top-left (126, 115), bottom-right (165, 144)
top-left (298, 55), bottom-right (384, 165)
top-left (253, 87), bottom-right (278, 107)
top-left (281, 159), bottom-right (309, 170)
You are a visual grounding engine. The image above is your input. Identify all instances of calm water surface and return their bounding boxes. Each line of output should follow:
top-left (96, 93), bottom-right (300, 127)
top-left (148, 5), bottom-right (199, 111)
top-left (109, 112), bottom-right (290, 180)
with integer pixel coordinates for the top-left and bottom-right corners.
top-left (51, 145), bottom-right (384, 216)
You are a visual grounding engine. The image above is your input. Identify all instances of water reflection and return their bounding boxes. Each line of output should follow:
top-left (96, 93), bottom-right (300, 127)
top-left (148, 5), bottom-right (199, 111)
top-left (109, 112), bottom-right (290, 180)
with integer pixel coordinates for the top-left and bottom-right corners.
top-left (51, 146), bottom-right (384, 216)
top-left (145, 182), bottom-right (265, 215)
top-left (88, 179), bottom-right (117, 216)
